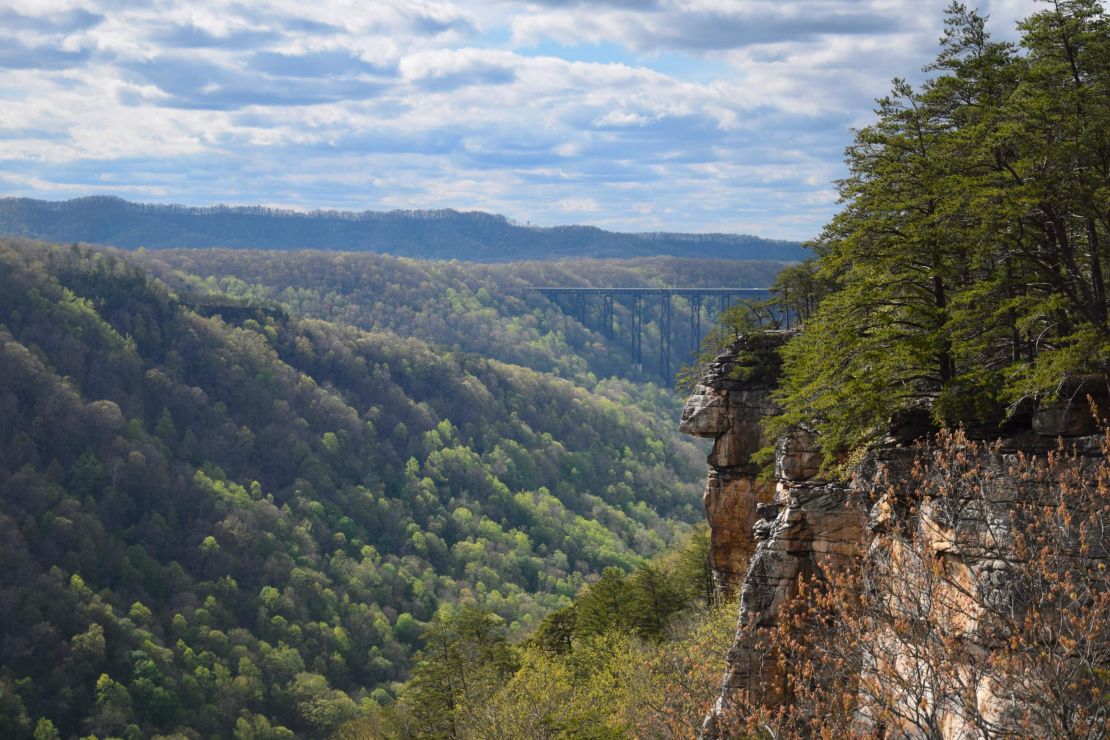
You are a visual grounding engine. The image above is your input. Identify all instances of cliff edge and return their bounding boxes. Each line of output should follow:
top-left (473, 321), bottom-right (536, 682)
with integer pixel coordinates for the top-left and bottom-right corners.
top-left (682, 334), bottom-right (1110, 738)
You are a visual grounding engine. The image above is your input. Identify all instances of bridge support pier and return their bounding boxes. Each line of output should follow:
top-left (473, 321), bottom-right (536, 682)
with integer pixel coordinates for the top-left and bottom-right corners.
top-left (603, 294), bottom-right (614, 339)
top-left (529, 286), bottom-right (770, 384)
top-left (632, 294), bottom-right (642, 369)
top-left (690, 294), bottom-right (702, 354)
top-left (659, 294), bottom-right (671, 379)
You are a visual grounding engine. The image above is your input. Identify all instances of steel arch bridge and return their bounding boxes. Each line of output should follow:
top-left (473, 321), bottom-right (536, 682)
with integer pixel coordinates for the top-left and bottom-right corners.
top-left (527, 287), bottom-right (774, 380)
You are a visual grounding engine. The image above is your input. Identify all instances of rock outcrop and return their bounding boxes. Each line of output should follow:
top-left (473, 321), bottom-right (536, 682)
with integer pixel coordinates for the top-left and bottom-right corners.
top-left (679, 332), bottom-right (789, 593)
top-left (682, 336), bottom-right (1110, 739)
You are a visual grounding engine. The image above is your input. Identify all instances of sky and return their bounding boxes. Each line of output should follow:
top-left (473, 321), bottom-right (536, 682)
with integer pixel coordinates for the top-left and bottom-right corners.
top-left (0, 0), bottom-right (1043, 241)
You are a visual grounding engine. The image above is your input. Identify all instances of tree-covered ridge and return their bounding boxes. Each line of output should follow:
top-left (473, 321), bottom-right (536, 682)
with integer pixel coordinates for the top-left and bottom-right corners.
top-left (768, 0), bottom-right (1110, 456)
top-left (0, 238), bottom-right (706, 738)
top-left (0, 196), bottom-right (809, 262)
top-left (135, 249), bottom-right (786, 385)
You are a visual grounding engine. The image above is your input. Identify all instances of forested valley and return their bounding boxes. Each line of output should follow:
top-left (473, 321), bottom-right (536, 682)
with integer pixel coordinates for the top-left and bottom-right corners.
top-left (0, 238), bottom-right (781, 738)
top-left (135, 250), bottom-right (784, 385)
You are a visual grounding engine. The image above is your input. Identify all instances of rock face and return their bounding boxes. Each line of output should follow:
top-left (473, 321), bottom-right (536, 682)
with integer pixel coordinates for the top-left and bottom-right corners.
top-left (854, 434), bottom-right (1109, 738)
top-left (1030, 376), bottom-right (1109, 436)
top-left (682, 338), bottom-right (1109, 739)
top-left (697, 431), bottom-right (871, 735)
top-left (679, 333), bottom-right (790, 593)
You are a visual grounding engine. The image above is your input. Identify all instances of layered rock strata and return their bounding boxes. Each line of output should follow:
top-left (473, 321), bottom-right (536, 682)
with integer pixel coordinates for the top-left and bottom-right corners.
top-left (678, 332), bottom-right (790, 593)
top-left (856, 433), bottom-right (1109, 738)
top-left (682, 337), bottom-right (1109, 739)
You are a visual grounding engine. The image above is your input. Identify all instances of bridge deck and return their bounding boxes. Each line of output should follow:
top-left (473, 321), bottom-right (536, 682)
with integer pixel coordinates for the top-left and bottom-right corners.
top-left (526, 287), bottom-right (769, 295)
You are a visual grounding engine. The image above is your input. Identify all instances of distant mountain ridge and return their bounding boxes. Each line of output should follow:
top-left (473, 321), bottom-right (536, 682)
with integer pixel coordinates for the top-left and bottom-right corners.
top-left (0, 196), bottom-right (809, 261)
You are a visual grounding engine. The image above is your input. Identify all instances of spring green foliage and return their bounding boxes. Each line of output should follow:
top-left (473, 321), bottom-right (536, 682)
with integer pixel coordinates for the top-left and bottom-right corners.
top-left (398, 606), bottom-right (520, 738)
top-left (368, 527), bottom-right (732, 739)
top-left (767, 1), bottom-right (1110, 458)
top-left (0, 237), bottom-right (715, 737)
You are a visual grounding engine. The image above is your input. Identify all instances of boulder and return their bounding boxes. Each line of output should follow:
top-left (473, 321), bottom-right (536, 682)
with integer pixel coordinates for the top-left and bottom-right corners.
top-left (679, 385), bottom-right (731, 437)
top-left (1031, 377), bottom-right (1110, 437)
top-left (774, 427), bottom-right (822, 481)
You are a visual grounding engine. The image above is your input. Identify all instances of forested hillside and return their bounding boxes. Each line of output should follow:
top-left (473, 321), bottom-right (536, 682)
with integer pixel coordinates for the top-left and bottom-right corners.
top-left (136, 250), bottom-right (785, 385)
top-left (9, 0), bottom-right (1108, 737)
top-left (0, 238), bottom-right (708, 738)
top-left (0, 197), bottom-right (809, 262)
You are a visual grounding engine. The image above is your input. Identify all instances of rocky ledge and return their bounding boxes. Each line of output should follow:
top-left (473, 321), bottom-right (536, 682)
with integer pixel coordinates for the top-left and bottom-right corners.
top-left (681, 335), bottom-right (1109, 738)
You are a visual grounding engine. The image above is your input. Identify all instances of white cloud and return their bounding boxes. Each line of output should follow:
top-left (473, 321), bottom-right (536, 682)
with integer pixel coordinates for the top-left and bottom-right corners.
top-left (556, 197), bottom-right (599, 212)
top-left (0, 0), bottom-right (1044, 240)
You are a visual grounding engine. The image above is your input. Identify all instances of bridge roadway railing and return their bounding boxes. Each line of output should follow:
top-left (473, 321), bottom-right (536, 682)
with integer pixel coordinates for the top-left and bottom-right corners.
top-left (525, 287), bottom-right (772, 380)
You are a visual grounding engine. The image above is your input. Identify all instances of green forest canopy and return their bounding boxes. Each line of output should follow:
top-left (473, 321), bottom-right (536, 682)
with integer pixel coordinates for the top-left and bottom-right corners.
top-left (765, 0), bottom-right (1110, 458)
top-left (134, 249), bottom-right (785, 386)
top-left (0, 238), bottom-right (722, 738)
top-left (384, 3), bottom-right (1110, 737)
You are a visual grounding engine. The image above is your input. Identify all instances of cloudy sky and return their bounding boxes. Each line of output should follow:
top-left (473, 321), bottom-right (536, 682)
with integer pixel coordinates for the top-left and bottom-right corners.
top-left (0, 0), bottom-right (1041, 240)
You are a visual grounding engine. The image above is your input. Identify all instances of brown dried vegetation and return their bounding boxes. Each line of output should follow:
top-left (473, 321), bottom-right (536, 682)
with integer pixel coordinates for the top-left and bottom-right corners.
top-left (719, 428), bottom-right (1110, 739)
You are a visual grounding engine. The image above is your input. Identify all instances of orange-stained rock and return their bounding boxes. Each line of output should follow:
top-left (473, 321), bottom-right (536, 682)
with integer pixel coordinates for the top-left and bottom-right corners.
top-left (702, 474), bottom-right (775, 591)
top-left (685, 336), bottom-right (1109, 740)
top-left (679, 334), bottom-right (792, 595)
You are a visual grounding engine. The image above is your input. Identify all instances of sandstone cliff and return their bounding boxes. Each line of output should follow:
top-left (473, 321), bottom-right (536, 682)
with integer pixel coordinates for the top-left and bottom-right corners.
top-left (682, 335), bottom-right (1110, 738)
top-left (678, 332), bottom-right (789, 593)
